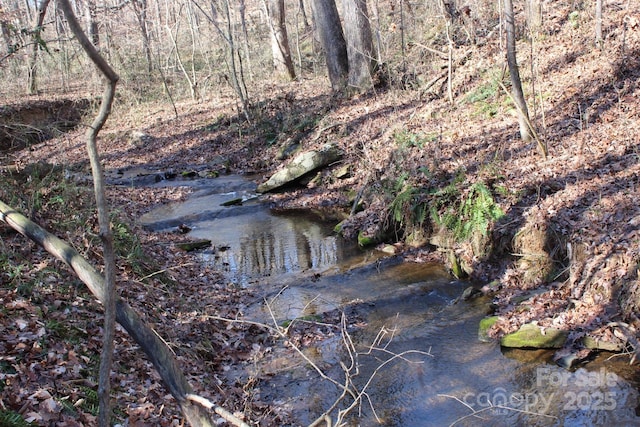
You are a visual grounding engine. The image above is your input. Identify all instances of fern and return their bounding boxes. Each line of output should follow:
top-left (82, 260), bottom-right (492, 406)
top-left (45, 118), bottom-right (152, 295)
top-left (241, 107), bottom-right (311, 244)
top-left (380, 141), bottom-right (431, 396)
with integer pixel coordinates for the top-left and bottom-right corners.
top-left (0, 410), bottom-right (34, 427)
top-left (389, 181), bottom-right (428, 228)
top-left (455, 182), bottom-right (504, 240)
top-left (432, 182), bottom-right (504, 241)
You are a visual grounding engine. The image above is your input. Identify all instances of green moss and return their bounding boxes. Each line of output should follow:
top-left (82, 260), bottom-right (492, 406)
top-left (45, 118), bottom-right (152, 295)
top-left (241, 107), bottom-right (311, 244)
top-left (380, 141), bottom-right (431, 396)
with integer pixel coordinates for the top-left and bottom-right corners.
top-left (357, 231), bottom-right (377, 247)
top-left (478, 316), bottom-right (500, 342)
top-left (448, 250), bottom-right (465, 279)
top-left (393, 129), bottom-right (435, 149)
top-left (500, 323), bottom-right (568, 349)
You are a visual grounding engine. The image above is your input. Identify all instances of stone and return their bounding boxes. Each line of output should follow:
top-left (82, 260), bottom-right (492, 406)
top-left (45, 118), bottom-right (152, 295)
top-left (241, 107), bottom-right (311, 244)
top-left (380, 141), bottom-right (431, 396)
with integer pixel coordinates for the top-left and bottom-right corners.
top-left (257, 144), bottom-right (342, 193)
top-left (333, 164), bottom-right (351, 179)
top-left (478, 316), bottom-right (499, 342)
top-left (357, 230), bottom-right (377, 247)
top-left (500, 323), bottom-right (568, 349)
top-left (582, 336), bottom-right (625, 352)
top-left (129, 130), bottom-right (154, 148)
top-left (221, 198), bottom-right (243, 207)
top-left (175, 239), bottom-right (212, 252)
top-left (379, 244), bottom-right (397, 254)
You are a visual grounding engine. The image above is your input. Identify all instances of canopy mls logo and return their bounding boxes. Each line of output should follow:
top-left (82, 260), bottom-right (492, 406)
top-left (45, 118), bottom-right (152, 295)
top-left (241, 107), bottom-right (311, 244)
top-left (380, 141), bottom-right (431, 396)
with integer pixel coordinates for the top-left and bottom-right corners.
top-left (460, 387), bottom-right (556, 416)
top-left (458, 367), bottom-right (622, 416)
top-left (535, 366), bottom-right (619, 389)
top-left (536, 366), bottom-right (620, 412)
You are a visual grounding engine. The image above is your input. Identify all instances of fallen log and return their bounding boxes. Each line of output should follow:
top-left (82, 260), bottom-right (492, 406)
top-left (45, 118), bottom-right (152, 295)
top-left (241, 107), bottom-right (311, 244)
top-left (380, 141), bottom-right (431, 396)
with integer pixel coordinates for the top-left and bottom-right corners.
top-left (0, 199), bottom-right (248, 427)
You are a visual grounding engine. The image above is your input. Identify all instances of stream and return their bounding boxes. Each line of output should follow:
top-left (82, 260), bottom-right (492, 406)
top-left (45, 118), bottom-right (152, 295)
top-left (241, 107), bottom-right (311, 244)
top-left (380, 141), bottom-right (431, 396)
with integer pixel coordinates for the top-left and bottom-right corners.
top-left (137, 173), bottom-right (640, 426)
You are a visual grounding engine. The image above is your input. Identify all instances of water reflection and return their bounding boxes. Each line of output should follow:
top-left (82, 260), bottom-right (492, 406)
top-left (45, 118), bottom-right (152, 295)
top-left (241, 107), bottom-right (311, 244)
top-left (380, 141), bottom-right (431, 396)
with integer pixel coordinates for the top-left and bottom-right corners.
top-left (190, 210), bottom-right (364, 286)
top-left (139, 175), bottom-right (640, 426)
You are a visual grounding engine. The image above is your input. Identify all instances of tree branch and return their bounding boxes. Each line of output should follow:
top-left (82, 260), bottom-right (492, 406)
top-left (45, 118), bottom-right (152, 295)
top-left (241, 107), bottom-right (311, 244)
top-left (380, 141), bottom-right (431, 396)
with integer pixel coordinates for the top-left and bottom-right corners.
top-left (0, 199), bottom-right (218, 426)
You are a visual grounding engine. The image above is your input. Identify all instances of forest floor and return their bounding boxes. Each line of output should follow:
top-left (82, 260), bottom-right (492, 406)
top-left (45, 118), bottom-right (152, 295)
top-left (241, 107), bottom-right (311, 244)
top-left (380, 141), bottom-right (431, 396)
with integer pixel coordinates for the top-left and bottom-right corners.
top-left (1, 3), bottom-right (640, 426)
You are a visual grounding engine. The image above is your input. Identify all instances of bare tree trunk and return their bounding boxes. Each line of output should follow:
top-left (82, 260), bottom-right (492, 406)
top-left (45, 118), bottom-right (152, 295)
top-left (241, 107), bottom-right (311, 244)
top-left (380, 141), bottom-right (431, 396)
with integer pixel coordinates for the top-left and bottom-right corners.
top-left (310, 0), bottom-right (348, 91)
top-left (166, 15), bottom-right (198, 100)
top-left (266, 0), bottom-right (296, 80)
top-left (221, 0), bottom-right (250, 117)
top-left (23, 0), bottom-right (33, 22)
top-left (595, 0), bottom-right (603, 48)
top-left (504, 0), bottom-right (534, 145)
top-left (131, 0), bottom-right (153, 74)
top-left (55, 1), bottom-right (119, 425)
top-left (85, 0), bottom-right (99, 47)
top-left (525, 0), bottom-right (542, 33)
top-left (52, 1), bottom-right (70, 91)
top-left (1, 20), bottom-right (12, 55)
top-left (190, 0), bottom-right (250, 117)
top-left (343, 0), bottom-right (376, 91)
top-left (26, 0), bottom-right (50, 95)
top-left (298, 0), bottom-right (310, 30)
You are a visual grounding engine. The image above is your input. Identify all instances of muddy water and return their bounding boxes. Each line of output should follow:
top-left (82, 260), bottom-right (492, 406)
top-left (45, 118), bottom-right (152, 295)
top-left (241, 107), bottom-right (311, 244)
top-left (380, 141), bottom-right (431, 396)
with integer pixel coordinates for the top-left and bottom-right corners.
top-left (138, 174), bottom-right (640, 426)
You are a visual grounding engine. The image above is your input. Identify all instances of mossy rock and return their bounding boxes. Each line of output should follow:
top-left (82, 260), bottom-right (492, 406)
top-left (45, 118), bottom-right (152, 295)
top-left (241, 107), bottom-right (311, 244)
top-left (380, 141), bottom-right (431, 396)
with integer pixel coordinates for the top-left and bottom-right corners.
top-left (582, 336), bottom-right (625, 352)
top-left (500, 323), bottom-right (568, 349)
top-left (448, 250), bottom-right (465, 279)
top-left (333, 164), bottom-right (351, 179)
top-left (478, 316), bottom-right (500, 342)
top-left (405, 226), bottom-right (428, 248)
top-left (357, 231), bottom-right (378, 247)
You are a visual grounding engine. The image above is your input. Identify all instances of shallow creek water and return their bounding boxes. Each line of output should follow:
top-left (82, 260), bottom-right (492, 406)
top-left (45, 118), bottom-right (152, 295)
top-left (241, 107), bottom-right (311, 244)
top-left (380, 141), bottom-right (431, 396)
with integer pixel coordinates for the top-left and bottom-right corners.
top-left (138, 174), bottom-right (640, 426)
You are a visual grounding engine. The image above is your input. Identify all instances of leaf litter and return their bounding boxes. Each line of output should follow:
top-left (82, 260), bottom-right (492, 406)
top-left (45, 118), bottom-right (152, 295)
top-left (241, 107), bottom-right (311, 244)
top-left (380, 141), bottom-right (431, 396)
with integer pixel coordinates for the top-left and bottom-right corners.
top-left (2, 2), bottom-right (640, 424)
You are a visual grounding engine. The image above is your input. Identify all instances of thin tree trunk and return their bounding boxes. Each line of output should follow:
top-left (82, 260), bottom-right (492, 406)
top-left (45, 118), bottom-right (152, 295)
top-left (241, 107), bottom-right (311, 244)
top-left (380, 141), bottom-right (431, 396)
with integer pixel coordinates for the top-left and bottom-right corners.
top-left (132, 0), bottom-right (153, 74)
top-left (504, 0), bottom-right (533, 145)
top-left (1, 20), bottom-right (12, 55)
top-left (595, 0), bottom-right (603, 48)
top-left (525, 0), bottom-right (542, 33)
top-left (53, 1), bottom-right (70, 91)
top-left (55, 0), bottom-right (119, 424)
top-left (190, 0), bottom-right (250, 118)
top-left (221, 0), bottom-right (250, 118)
top-left (266, 0), bottom-right (296, 80)
top-left (167, 18), bottom-right (198, 100)
top-left (85, 0), bottom-right (99, 47)
top-left (26, 0), bottom-right (50, 95)
top-left (23, 0), bottom-right (33, 23)
top-left (238, 0), bottom-right (253, 79)
top-left (298, 0), bottom-right (310, 30)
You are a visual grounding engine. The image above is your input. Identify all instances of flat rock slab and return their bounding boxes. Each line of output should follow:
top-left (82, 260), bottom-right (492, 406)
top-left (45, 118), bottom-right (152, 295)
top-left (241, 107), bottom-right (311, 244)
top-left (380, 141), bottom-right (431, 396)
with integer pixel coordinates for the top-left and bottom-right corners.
top-left (500, 323), bottom-right (568, 349)
top-left (257, 144), bottom-right (342, 193)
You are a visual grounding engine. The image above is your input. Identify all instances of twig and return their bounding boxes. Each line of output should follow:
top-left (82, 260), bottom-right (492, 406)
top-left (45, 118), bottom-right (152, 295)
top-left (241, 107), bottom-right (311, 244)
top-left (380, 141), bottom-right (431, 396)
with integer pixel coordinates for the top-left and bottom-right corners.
top-left (186, 394), bottom-right (250, 427)
top-left (407, 41), bottom-right (448, 58)
top-left (136, 262), bottom-right (196, 281)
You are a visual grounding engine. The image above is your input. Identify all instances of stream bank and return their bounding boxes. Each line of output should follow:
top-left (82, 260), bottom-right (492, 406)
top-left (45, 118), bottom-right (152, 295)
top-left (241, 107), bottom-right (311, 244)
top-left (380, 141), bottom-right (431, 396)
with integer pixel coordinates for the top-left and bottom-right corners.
top-left (137, 172), bottom-right (640, 425)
